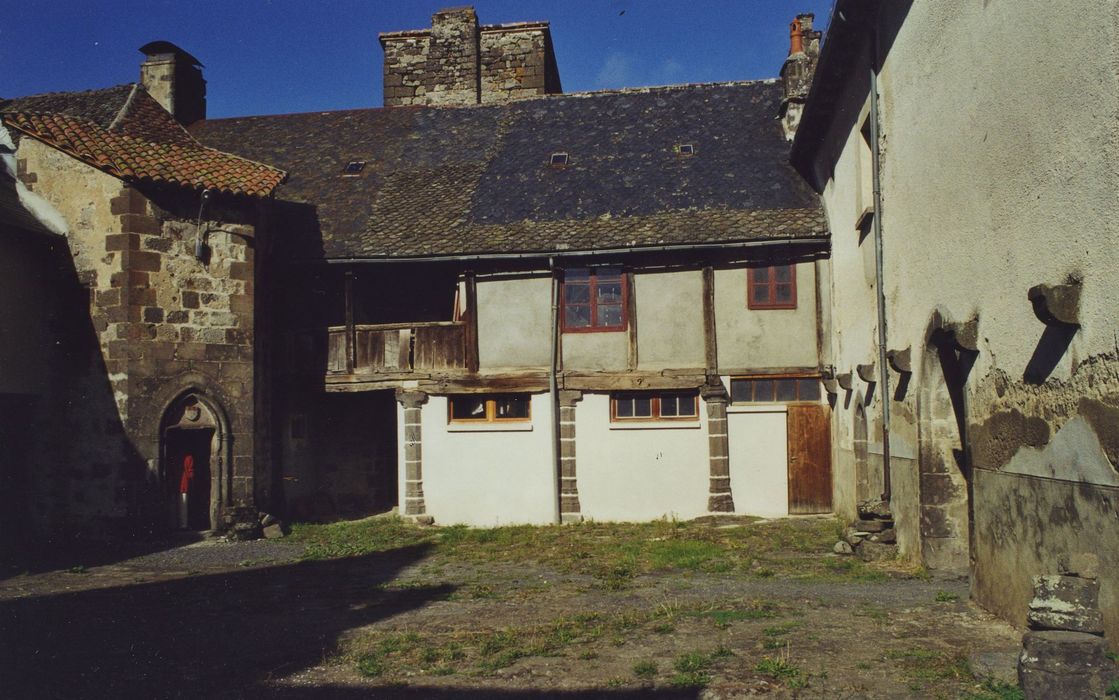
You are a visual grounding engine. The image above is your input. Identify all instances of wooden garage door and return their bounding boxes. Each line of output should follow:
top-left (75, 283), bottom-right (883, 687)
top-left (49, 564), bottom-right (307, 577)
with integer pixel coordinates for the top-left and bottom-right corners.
top-left (787, 404), bottom-right (832, 514)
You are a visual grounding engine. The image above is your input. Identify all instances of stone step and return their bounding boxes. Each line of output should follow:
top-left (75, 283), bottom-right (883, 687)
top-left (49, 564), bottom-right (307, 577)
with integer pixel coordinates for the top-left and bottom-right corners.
top-left (1019, 630), bottom-right (1118, 699)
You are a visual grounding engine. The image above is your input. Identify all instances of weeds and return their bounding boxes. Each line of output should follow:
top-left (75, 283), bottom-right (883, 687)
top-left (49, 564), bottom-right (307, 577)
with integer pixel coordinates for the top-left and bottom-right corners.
top-left (961, 679), bottom-right (1025, 700)
top-left (633, 660), bottom-right (657, 679)
top-left (935, 590), bottom-right (960, 603)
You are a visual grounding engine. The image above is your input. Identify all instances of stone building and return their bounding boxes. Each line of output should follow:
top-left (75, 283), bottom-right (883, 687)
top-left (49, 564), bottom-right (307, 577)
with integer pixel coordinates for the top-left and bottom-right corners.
top-left (0, 43), bottom-right (284, 544)
top-left (790, 0), bottom-right (1119, 639)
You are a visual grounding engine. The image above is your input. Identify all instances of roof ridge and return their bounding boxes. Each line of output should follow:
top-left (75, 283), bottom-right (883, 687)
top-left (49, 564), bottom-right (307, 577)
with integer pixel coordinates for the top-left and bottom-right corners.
top-left (108, 84), bottom-right (140, 131)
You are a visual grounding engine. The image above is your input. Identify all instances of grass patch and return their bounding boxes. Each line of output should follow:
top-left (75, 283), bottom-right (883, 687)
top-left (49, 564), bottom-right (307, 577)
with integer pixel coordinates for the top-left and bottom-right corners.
top-left (290, 515), bottom-right (895, 582)
top-left (756, 655), bottom-right (804, 687)
top-left (886, 647), bottom-right (972, 687)
top-left (961, 680), bottom-right (1024, 700)
top-left (633, 660), bottom-right (657, 679)
top-left (688, 603), bottom-right (779, 627)
top-left (935, 590), bottom-right (960, 603)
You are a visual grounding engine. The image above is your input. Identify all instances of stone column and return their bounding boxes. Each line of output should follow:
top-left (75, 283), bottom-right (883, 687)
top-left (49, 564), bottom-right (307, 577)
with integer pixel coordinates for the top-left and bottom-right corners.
top-left (703, 384), bottom-right (734, 512)
top-left (397, 390), bottom-right (429, 518)
top-left (558, 390), bottom-right (583, 523)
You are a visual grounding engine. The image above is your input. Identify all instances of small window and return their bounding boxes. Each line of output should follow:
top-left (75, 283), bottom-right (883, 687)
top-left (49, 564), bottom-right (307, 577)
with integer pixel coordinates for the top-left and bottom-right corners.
top-left (550, 152), bottom-right (569, 166)
top-left (343, 160), bottom-right (366, 176)
top-left (562, 267), bottom-right (627, 332)
top-left (747, 265), bottom-right (797, 309)
top-left (675, 143), bottom-right (695, 156)
top-left (730, 377), bottom-right (821, 403)
top-left (449, 394), bottom-right (531, 423)
top-left (612, 392), bottom-right (698, 421)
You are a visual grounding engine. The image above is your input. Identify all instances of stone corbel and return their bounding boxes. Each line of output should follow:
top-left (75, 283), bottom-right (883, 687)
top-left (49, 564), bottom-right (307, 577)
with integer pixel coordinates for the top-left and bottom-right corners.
top-left (821, 377), bottom-right (839, 395)
top-left (886, 347), bottom-right (912, 374)
top-left (836, 372), bottom-right (854, 391)
top-left (856, 362), bottom-right (877, 383)
top-left (944, 318), bottom-right (979, 353)
top-left (1028, 281), bottom-right (1081, 327)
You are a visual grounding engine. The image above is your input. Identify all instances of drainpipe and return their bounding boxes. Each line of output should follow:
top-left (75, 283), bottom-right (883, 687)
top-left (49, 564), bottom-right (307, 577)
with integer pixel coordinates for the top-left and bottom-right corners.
top-left (548, 257), bottom-right (561, 524)
top-left (870, 50), bottom-right (892, 503)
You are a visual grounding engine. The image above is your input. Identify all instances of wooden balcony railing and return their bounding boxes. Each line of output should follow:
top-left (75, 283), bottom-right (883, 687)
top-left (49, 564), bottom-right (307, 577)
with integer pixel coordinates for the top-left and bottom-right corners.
top-left (326, 321), bottom-right (468, 375)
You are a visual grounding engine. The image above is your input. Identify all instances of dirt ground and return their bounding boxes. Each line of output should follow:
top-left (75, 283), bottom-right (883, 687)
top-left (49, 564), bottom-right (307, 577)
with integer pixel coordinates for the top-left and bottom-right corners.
top-left (0, 526), bottom-right (1023, 699)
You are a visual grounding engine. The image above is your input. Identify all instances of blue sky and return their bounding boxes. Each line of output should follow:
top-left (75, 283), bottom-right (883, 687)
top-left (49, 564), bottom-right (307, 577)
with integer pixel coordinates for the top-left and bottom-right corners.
top-left (1, 1), bottom-right (833, 118)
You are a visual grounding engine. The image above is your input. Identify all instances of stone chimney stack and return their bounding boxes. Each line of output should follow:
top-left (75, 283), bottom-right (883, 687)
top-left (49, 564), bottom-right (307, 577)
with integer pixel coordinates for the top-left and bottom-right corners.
top-left (139, 41), bottom-right (206, 126)
top-left (779, 14), bottom-right (822, 141)
top-left (380, 6), bottom-right (562, 107)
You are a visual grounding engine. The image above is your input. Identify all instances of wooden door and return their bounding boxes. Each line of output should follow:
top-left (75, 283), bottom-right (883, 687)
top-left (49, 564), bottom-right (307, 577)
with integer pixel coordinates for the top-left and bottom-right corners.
top-left (787, 404), bottom-right (832, 514)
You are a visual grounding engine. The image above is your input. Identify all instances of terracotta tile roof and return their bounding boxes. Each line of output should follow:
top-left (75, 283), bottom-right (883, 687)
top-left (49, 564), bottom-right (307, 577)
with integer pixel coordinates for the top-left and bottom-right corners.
top-left (192, 81), bottom-right (828, 259)
top-left (1, 85), bottom-right (285, 197)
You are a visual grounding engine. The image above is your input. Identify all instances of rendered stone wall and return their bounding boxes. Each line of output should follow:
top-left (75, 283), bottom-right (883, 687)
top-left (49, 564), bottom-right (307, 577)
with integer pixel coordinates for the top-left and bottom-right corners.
top-left (816, 0), bottom-right (1119, 636)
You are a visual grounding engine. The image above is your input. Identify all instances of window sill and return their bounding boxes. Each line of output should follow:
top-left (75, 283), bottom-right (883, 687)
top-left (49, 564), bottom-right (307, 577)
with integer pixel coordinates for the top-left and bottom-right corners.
top-left (447, 422), bottom-right (534, 433)
top-left (609, 421), bottom-right (701, 430)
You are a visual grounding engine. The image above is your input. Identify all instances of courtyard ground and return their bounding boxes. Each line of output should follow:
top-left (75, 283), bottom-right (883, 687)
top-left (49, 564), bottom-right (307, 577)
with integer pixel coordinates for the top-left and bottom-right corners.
top-left (0, 516), bottom-right (1027, 699)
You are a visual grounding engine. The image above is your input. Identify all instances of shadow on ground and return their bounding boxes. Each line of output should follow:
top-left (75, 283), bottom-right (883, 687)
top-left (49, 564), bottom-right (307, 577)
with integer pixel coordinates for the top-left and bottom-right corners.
top-left (1, 530), bottom-right (210, 580)
top-left (260, 689), bottom-right (700, 699)
top-left (0, 543), bottom-right (464, 699)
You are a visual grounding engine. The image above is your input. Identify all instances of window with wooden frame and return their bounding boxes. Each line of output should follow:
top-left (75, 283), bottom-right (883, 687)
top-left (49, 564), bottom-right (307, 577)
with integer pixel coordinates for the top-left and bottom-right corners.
top-left (611, 391), bottom-right (699, 422)
top-left (747, 264), bottom-right (797, 309)
top-left (562, 267), bottom-right (627, 332)
top-left (730, 376), bottom-right (821, 404)
top-left (448, 394), bottom-right (531, 423)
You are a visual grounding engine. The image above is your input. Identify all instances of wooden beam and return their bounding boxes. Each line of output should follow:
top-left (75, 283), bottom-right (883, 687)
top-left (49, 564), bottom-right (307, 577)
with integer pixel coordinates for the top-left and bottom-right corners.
top-left (465, 272), bottom-right (480, 372)
top-left (344, 270), bottom-right (355, 373)
top-left (561, 371), bottom-right (706, 392)
top-left (702, 266), bottom-right (717, 373)
top-left (717, 366), bottom-right (821, 377)
top-left (626, 272), bottom-right (638, 370)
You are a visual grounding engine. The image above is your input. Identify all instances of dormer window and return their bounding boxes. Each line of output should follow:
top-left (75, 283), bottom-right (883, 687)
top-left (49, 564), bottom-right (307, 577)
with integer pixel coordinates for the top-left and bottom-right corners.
top-left (549, 152), bottom-right (569, 167)
top-left (343, 161), bottom-right (366, 176)
top-left (676, 143), bottom-right (695, 156)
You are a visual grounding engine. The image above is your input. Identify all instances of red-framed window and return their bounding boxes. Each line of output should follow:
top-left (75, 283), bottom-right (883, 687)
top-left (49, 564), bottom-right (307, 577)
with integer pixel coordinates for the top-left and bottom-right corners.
top-left (730, 376), bottom-right (821, 403)
top-left (448, 394), bottom-right (531, 423)
top-left (747, 265), bottom-right (797, 309)
top-left (562, 267), bottom-right (627, 332)
top-left (611, 392), bottom-right (699, 422)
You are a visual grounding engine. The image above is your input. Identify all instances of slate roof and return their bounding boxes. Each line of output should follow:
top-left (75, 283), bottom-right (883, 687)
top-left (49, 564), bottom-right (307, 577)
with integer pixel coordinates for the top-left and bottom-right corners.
top-left (191, 80), bottom-right (827, 260)
top-left (1, 85), bottom-right (286, 197)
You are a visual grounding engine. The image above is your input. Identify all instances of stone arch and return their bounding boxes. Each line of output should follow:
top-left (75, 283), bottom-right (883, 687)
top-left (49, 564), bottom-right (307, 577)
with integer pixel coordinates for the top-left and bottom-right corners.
top-left (853, 396), bottom-right (873, 503)
top-left (916, 312), bottom-right (975, 574)
top-left (157, 382), bottom-right (233, 527)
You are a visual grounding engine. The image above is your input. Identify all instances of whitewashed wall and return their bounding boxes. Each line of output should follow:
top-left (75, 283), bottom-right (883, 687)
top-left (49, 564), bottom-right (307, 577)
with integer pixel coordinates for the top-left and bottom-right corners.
top-left (727, 406), bottom-right (789, 517)
top-left (401, 393), bottom-right (556, 526)
top-left (714, 262), bottom-right (819, 369)
top-left (576, 393), bottom-right (709, 521)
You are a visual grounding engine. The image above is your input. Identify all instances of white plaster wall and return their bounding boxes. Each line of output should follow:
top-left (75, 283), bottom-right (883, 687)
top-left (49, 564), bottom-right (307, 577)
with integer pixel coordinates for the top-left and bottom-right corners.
top-left (714, 262), bottom-right (819, 369)
top-left (634, 269), bottom-right (705, 369)
top-left (727, 407), bottom-right (789, 517)
top-left (411, 393), bottom-right (556, 526)
top-left (874, 0), bottom-right (1119, 380)
top-left (562, 328), bottom-right (628, 371)
top-left (576, 393), bottom-right (709, 521)
top-left (476, 276), bottom-right (551, 369)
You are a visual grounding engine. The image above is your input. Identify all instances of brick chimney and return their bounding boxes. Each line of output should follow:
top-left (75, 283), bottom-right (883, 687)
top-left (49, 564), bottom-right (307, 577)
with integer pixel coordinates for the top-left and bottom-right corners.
top-left (139, 41), bottom-right (206, 126)
top-left (778, 14), bottom-right (822, 141)
top-left (380, 6), bottom-right (562, 107)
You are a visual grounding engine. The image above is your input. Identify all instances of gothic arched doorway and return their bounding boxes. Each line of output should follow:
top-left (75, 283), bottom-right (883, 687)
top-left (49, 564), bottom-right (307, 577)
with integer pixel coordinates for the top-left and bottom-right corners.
top-left (160, 393), bottom-right (228, 531)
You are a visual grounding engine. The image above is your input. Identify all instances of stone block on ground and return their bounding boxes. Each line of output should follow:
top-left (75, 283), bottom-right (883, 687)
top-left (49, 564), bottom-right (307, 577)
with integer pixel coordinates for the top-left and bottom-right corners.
top-left (262, 523), bottom-right (285, 539)
top-left (1027, 574), bottom-right (1104, 634)
top-left (853, 518), bottom-right (892, 533)
top-left (871, 528), bottom-right (897, 544)
top-left (857, 499), bottom-right (892, 520)
top-left (1018, 630), bottom-right (1118, 699)
top-left (857, 541), bottom-right (897, 563)
top-left (259, 512), bottom-right (279, 527)
top-left (968, 650), bottom-right (1021, 687)
top-left (227, 521), bottom-right (262, 541)
top-left (834, 540), bottom-right (854, 555)
top-left (844, 529), bottom-right (870, 547)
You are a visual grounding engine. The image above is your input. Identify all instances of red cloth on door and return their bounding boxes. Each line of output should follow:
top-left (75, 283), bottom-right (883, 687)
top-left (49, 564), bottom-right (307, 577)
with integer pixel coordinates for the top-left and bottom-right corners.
top-left (180, 455), bottom-right (194, 494)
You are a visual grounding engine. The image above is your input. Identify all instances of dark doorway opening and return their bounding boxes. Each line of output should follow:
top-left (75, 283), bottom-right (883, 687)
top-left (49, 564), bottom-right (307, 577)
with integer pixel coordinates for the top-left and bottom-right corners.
top-left (164, 428), bottom-right (214, 530)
